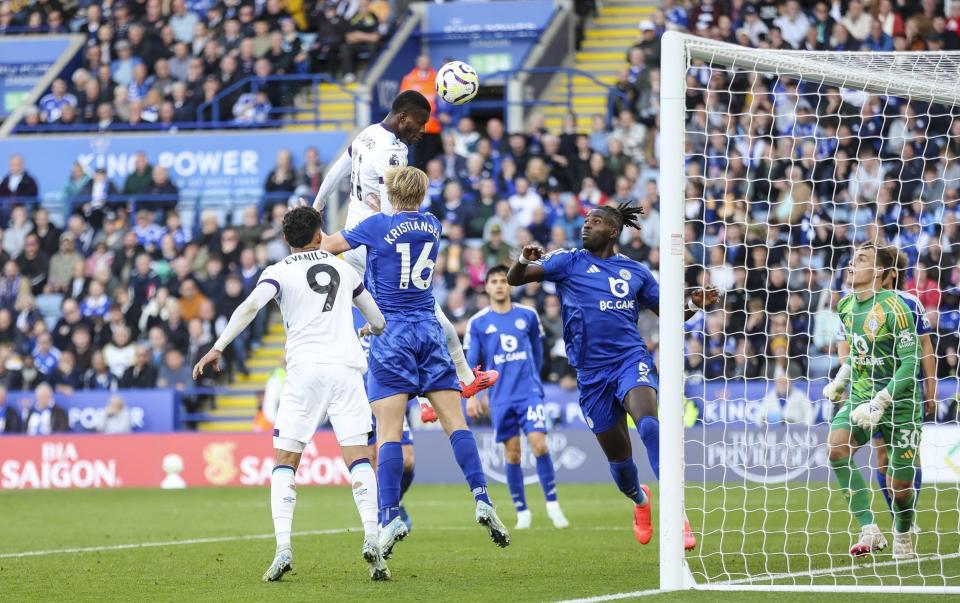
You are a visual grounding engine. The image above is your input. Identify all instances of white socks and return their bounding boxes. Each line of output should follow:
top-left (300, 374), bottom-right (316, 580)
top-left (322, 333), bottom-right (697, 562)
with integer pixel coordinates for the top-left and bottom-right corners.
top-left (271, 465), bottom-right (297, 550)
top-left (350, 459), bottom-right (379, 538)
top-left (435, 303), bottom-right (474, 384)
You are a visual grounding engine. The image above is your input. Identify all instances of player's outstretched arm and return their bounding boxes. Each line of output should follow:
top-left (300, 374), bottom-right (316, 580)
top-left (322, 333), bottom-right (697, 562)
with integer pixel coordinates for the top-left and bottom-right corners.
top-left (354, 289), bottom-right (386, 336)
top-left (313, 151), bottom-right (351, 211)
top-left (192, 282), bottom-right (275, 380)
top-left (681, 287), bottom-right (719, 320)
top-left (507, 244), bottom-right (547, 285)
top-left (321, 231), bottom-right (353, 255)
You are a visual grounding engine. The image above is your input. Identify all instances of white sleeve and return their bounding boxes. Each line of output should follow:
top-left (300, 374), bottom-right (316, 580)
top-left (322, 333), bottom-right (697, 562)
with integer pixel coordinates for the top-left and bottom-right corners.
top-left (353, 288), bottom-right (385, 335)
top-left (314, 151), bottom-right (351, 210)
top-left (378, 177), bottom-right (393, 215)
top-left (373, 145), bottom-right (401, 215)
top-left (213, 283), bottom-right (276, 351)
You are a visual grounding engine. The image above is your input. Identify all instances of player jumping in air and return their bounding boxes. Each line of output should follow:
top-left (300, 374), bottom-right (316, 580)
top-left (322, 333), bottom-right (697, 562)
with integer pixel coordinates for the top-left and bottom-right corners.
top-left (193, 206), bottom-right (391, 581)
top-left (312, 90), bottom-right (499, 421)
top-left (827, 248), bottom-right (934, 538)
top-left (507, 204), bottom-right (708, 549)
top-left (823, 244), bottom-right (922, 558)
top-left (322, 166), bottom-right (510, 560)
top-left (464, 265), bottom-right (570, 530)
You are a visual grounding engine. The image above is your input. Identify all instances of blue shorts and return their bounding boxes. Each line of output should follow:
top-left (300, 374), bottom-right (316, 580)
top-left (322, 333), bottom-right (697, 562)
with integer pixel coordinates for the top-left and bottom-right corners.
top-left (491, 398), bottom-right (547, 443)
top-left (576, 348), bottom-right (659, 434)
top-left (367, 319), bottom-right (461, 402)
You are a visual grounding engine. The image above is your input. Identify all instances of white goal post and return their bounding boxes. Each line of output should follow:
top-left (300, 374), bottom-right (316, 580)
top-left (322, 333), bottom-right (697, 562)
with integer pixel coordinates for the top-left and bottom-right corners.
top-left (658, 31), bottom-right (960, 594)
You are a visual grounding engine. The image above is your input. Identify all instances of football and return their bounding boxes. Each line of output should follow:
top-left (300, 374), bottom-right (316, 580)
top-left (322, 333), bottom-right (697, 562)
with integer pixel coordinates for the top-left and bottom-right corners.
top-left (435, 61), bottom-right (480, 105)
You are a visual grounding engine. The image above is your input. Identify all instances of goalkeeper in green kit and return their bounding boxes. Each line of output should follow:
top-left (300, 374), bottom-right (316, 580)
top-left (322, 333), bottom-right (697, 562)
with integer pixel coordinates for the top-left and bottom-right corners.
top-left (823, 244), bottom-right (921, 559)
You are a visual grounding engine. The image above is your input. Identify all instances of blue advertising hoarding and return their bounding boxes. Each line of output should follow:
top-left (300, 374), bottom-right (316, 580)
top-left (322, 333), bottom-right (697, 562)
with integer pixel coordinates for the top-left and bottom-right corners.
top-left (0, 36), bottom-right (75, 117)
top-left (2, 389), bottom-right (176, 433)
top-left (687, 378), bottom-right (960, 425)
top-left (423, 0), bottom-right (556, 75)
top-left (0, 129), bottom-right (349, 208)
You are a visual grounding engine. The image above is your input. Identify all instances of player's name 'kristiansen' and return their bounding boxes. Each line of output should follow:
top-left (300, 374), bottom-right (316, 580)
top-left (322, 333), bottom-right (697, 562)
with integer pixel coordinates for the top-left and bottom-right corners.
top-left (382, 219), bottom-right (440, 244)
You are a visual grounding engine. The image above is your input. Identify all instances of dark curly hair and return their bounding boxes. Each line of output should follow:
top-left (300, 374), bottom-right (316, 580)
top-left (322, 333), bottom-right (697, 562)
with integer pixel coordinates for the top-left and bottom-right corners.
top-left (595, 202), bottom-right (643, 234)
top-left (282, 206), bottom-right (323, 248)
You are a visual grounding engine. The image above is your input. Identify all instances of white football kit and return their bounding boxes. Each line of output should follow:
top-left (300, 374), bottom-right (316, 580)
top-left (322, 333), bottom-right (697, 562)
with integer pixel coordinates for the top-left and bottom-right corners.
top-left (315, 122), bottom-right (409, 275)
top-left (218, 249), bottom-right (381, 450)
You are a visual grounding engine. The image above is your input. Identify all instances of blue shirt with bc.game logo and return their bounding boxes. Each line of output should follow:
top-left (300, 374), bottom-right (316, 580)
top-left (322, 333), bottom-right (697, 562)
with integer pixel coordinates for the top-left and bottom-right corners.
top-left (464, 304), bottom-right (544, 404)
top-left (537, 248), bottom-right (659, 370)
top-left (342, 211), bottom-right (442, 321)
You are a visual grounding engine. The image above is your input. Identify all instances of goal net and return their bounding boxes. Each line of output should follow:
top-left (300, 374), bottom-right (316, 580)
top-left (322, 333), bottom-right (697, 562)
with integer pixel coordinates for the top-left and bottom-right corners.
top-left (658, 32), bottom-right (960, 594)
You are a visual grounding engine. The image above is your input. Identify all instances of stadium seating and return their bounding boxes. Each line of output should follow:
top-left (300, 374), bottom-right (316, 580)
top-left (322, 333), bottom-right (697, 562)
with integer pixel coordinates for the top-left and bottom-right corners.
top-left (1, 0), bottom-right (958, 435)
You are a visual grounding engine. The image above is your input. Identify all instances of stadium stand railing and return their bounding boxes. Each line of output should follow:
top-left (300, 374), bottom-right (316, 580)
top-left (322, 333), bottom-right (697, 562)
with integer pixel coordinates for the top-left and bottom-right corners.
top-left (479, 67), bottom-right (628, 128)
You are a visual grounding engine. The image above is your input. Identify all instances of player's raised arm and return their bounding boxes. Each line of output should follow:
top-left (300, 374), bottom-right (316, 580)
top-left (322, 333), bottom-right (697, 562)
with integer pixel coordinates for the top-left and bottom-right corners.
top-left (322, 212), bottom-right (379, 256)
top-left (321, 231), bottom-right (353, 256)
top-left (313, 150), bottom-right (351, 211)
top-left (507, 244), bottom-right (547, 285)
top-left (192, 279), bottom-right (276, 379)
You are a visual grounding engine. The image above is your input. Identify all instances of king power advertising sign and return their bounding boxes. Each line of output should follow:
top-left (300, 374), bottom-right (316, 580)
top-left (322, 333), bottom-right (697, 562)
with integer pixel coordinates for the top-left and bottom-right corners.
top-left (0, 130), bottom-right (348, 206)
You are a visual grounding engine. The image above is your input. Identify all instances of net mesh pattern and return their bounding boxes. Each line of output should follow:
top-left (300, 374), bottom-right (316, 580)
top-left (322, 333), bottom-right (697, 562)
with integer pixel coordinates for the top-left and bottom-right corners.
top-left (679, 43), bottom-right (960, 588)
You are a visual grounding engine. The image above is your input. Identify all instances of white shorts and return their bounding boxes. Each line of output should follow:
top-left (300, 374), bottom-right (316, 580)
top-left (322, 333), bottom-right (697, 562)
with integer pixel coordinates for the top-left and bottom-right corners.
top-left (273, 363), bottom-right (372, 450)
top-left (343, 246), bottom-right (367, 278)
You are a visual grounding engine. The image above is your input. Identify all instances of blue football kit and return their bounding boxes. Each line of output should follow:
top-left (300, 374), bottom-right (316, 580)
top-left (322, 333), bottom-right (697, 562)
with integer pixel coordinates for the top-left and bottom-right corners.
top-left (536, 248), bottom-right (660, 434)
top-left (343, 210), bottom-right (492, 527)
top-left (352, 308), bottom-right (413, 446)
top-left (343, 211), bottom-right (460, 401)
top-left (465, 304), bottom-right (547, 442)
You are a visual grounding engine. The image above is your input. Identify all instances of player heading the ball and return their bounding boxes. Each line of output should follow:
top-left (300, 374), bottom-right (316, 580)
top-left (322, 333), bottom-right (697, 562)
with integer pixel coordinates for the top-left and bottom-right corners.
top-left (312, 90), bottom-right (499, 421)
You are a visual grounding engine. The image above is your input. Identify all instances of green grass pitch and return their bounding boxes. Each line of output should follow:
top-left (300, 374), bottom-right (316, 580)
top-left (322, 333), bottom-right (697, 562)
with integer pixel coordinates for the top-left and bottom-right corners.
top-left (2, 483), bottom-right (959, 601)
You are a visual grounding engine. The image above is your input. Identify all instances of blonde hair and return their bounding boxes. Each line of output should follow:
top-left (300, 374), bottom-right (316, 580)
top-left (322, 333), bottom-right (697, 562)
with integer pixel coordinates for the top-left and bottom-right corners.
top-left (385, 166), bottom-right (428, 211)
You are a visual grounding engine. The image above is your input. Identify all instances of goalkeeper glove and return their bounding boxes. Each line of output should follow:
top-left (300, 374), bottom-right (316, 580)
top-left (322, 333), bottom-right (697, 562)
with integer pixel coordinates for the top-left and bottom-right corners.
top-left (850, 389), bottom-right (893, 431)
top-left (822, 364), bottom-right (852, 402)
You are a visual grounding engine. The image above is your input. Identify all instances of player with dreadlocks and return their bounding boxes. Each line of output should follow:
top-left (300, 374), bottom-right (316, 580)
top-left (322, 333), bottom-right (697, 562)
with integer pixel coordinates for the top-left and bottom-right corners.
top-left (508, 204), bottom-right (714, 549)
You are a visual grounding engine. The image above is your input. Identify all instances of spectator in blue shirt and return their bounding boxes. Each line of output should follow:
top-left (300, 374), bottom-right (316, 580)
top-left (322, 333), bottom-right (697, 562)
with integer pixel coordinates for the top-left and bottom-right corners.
top-left (38, 79), bottom-right (77, 123)
top-left (864, 19), bottom-right (894, 51)
top-left (111, 40), bottom-right (143, 87)
top-left (32, 332), bottom-right (61, 376)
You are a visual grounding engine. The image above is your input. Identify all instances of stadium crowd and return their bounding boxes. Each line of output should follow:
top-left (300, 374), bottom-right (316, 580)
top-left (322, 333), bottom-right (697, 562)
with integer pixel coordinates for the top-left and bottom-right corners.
top-left (4, 0), bottom-right (393, 130)
top-left (2, 0), bottom-right (960, 434)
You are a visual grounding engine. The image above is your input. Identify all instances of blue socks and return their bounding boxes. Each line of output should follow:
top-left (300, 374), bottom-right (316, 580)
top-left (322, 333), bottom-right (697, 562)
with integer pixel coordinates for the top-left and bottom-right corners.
top-left (449, 430), bottom-right (491, 505)
top-left (535, 453), bottom-right (558, 502)
top-left (377, 442), bottom-right (403, 526)
top-left (609, 458), bottom-right (644, 504)
top-left (400, 468), bottom-right (415, 500)
top-left (505, 462), bottom-right (527, 511)
top-left (876, 469), bottom-right (893, 512)
top-left (507, 453), bottom-right (557, 510)
top-left (877, 468), bottom-right (922, 514)
top-left (637, 416), bottom-right (660, 479)
top-left (915, 467), bottom-right (923, 509)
